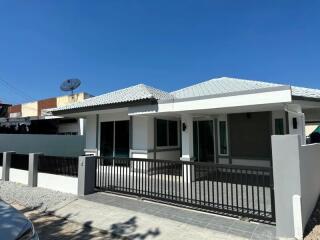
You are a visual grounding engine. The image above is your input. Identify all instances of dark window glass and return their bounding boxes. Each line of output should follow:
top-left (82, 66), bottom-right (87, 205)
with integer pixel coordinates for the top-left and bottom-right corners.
top-left (100, 122), bottom-right (114, 157)
top-left (157, 119), bottom-right (168, 146)
top-left (198, 121), bottom-right (214, 162)
top-left (275, 118), bottom-right (284, 135)
top-left (168, 121), bottom-right (178, 146)
top-left (219, 121), bottom-right (227, 154)
top-left (115, 121), bottom-right (129, 157)
top-left (293, 118), bottom-right (298, 129)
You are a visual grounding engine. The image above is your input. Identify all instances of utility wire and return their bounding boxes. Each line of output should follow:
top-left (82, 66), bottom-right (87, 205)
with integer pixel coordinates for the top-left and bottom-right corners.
top-left (0, 75), bottom-right (35, 103)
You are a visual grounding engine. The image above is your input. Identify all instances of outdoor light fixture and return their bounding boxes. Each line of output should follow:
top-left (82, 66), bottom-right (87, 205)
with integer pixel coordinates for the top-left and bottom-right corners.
top-left (182, 122), bottom-right (187, 131)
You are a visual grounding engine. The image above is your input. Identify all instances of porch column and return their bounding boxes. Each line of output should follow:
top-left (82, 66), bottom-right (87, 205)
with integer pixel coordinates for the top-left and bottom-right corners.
top-left (286, 104), bottom-right (306, 144)
top-left (180, 114), bottom-right (195, 183)
top-left (180, 114), bottom-right (194, 161)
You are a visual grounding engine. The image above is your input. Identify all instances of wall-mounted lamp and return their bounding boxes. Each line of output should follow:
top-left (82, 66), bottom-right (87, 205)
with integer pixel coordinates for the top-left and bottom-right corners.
top-left (182, 122), bottom-right (187, 131)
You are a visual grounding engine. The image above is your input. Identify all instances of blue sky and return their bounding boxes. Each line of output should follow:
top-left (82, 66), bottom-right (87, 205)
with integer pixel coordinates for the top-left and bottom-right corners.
top-left (0, 1), bottom-right (319, 104)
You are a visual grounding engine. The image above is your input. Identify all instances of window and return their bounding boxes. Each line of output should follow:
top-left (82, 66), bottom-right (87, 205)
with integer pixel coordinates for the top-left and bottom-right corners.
top-left (275, 118), bottom-right (284, 135)
top-left (156, 119), bottom-right (178, 147)
top-left (219, 121), bottom-right (228, 155)
top-left (156, 119), bottom-right (167, 146)
top-left (100, 121), bottom-right (129, 158)
top-left (168, 121), bottom-right (178, 146)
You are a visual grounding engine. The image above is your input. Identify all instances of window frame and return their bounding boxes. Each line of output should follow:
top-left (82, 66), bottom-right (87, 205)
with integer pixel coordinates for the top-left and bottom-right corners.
top-left (217, 117), bottom-right (229, 156)
top-left (156, 118), bottom-right (179, 148)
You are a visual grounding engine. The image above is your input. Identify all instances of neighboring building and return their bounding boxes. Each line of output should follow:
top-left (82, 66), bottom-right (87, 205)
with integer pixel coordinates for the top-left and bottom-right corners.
top-left (0, 92), bottom-right (93, 135)
top-left (50, 77), bottom-right (320, 167)
top-left (0, 103), bottom-right (11, 118)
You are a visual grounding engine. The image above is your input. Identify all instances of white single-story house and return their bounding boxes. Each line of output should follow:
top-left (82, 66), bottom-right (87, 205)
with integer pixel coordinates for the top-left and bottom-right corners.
top-left (50, 77), bottom-right (320, 167)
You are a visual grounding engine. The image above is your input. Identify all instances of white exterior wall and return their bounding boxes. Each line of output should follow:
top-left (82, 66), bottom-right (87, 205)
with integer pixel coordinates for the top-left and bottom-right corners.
top-left (0, 166), bottom-right (2, 179)
top-left (0, 134), bottom-right (84, 157)
top-left (131, 116), bottom-right (154, 159)
top-left (272, 135), bottom-right (320, 239)
top-left (132, 116), bottom-right (154, 150)
top-left (38, 173), bottom-right (78, 195)
top-left (9, 168), bottom-right (28, 185)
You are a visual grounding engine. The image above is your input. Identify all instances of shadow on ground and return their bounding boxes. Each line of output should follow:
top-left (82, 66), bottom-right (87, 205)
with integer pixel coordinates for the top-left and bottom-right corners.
top-left (304, 195), bottom-right (320, 239)
top-left (20, 205), bottom-right (160, 240)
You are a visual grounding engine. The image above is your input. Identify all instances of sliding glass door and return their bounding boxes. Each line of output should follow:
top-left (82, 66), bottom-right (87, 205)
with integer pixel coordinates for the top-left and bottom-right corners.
top-left (100, 120), bottom-right (129, 158)
top-left (193, 120), bottom-right (215, 162)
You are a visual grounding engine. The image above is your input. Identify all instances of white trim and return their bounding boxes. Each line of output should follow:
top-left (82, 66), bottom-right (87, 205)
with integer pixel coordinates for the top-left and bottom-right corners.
top-left (217, 115), bottom-right (229, 156)
top-left (129, 89), bottom-right (292, 115)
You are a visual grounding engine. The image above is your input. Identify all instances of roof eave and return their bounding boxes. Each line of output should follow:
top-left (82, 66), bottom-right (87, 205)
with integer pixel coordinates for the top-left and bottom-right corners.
top-left (51, 98), bottom-right (158, 116)
top-left (292, 96), bottom-right (320, 103)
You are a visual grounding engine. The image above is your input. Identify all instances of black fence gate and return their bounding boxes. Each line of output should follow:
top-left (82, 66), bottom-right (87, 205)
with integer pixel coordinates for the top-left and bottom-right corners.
top-left (95, 157), bottom-right (275, 223)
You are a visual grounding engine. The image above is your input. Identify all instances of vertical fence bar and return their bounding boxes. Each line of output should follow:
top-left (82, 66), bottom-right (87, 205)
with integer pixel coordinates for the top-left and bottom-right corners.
top-left (93, 157), bottom-right (275, 222)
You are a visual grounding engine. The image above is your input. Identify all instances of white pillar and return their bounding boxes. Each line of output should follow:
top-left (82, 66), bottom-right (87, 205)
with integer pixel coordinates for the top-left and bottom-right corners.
top-left (180, 114), bottom-right (195, 183)
top-left (180, 114), bottom-right (194, 161)
top-left (286, 104), bottom-right (306, 144)
top-left (79, 118), bottom-right (85, 136)
top-left (272, 135), bottom-right (303, 239)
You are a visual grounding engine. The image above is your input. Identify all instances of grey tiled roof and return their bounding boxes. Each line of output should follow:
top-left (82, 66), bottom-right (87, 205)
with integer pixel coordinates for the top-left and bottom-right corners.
top-left (291, 86), bottom-right (320, 99)
top-left (171, 77), bottom-right (320, 100)
top-left (171, 77), bottom-right (283, 99)
top-left (51, 77), bottom-right (320, 113)
top-left (52, 84), bottom-right (173, 112)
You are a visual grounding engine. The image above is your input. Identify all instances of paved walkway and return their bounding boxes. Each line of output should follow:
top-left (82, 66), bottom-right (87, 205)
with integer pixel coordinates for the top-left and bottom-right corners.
top-left (52, 192), bottom-right (276, 240)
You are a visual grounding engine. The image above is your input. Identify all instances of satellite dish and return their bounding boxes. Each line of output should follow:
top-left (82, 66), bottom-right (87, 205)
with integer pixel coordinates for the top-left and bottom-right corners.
top-left (60, 78), bottom-right (81, 95)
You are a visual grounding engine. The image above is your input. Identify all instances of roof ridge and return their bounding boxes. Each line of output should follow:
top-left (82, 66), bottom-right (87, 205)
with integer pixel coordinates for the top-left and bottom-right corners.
top-left (171, 76), bottom-right (285, 93)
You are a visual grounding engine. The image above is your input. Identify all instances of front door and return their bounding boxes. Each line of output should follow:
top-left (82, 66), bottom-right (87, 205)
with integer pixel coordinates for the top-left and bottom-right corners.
top-left (193, 120), bottom-right (215, 162)
top-left (100, 120), bottom-right (129, 158)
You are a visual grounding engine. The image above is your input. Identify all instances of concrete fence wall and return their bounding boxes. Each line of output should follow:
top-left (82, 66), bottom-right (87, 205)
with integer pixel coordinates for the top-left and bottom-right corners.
top-left (272, 135), bottom-right (320, 239)
top-left (1, 152), bottom-right (80, 195)
top-left (37, 173), bottom-right (78, 195)
top-left (9, 168), bottom-right (28, 185)
top-left (299, 143), bottom-right (320, 230)
top-left (0, 134), bottom-right (85, 157)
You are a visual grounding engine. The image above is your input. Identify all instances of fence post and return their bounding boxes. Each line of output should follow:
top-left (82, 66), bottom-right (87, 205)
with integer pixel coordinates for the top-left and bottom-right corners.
top-left (28, 153), bottom-right (43, 187)
top-left (78, 156), bottom-right (96, 196)
top-left (2, 151), bottom-right (15, 181)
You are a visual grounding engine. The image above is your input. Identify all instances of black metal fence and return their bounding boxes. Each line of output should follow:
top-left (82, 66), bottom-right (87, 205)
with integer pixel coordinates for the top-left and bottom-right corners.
top-left (0, 153), bottom-right (2, 166)
top-left (11, 154), bottom-right (29, 170)
top-left (38, 155), bottom-right (78, 177)
top-left (95, 157), bottom-right (275, 223)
